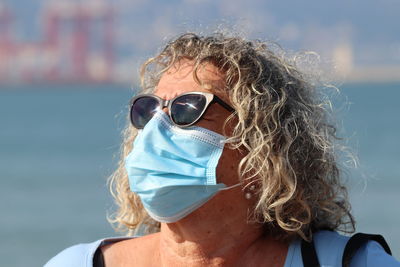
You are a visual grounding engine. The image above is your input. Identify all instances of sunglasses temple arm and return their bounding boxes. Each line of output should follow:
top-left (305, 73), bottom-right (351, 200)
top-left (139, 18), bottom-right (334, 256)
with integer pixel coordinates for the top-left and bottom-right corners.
top-left (213, 96), bottom-right (235, 113)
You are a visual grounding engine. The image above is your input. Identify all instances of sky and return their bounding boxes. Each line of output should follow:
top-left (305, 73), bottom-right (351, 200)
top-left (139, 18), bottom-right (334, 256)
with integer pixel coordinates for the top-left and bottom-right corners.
top-left (2, 0), bottom-right (400, 82)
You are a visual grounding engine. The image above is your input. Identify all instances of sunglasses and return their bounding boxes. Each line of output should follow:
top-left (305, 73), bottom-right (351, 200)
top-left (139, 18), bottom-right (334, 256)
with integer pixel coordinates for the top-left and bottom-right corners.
top-left (129, 91), bottom-right (235, 129)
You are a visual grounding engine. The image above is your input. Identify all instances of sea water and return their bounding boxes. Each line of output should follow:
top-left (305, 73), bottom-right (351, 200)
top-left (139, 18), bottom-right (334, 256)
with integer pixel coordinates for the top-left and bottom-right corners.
top-left (0, 83), bottom-right (399, 266)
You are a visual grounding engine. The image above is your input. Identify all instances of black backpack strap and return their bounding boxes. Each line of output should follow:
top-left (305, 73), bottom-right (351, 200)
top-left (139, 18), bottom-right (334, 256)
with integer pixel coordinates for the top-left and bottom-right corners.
top-left (93, 246), bottom-right (105, 267)
top-left (342, 233), bottom-right (392, 267)
top-left (301, 239), bottom-right (321, 267)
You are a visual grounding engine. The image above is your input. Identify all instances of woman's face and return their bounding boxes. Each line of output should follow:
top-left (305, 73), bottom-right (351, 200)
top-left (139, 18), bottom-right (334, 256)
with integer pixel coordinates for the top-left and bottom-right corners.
top-left (153, 60), bottom-right (244, 189)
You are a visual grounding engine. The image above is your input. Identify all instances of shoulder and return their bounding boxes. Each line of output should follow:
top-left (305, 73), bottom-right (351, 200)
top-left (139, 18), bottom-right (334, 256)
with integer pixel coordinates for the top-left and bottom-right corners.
top-left (44, 240), bottom-right (102, 267)
top-left (351, 240), bottom-right (400, 267)
top-left (313, 231), bottom-right (399, 266)
top-left (44, 237), bottom-right (133, 267)
top-left (285, 231), bottom-right (399, 267)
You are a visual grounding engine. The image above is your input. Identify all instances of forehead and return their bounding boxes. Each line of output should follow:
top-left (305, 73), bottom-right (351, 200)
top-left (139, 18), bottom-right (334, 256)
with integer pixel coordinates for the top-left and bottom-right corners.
top-left (154, 60), bottom-right (225, 99)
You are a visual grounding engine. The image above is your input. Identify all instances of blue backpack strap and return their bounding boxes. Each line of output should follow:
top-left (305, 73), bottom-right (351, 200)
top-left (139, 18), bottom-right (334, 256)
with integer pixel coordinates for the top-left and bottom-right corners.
top-left (301, 238), bottom-right (320, 267)
top-left (342, 233), bottom-right (392, 267)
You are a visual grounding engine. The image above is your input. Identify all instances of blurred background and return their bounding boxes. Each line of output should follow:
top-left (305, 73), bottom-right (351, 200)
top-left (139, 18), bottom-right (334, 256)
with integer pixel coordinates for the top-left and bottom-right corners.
top-left (0, 0), bottom-right (399, 265)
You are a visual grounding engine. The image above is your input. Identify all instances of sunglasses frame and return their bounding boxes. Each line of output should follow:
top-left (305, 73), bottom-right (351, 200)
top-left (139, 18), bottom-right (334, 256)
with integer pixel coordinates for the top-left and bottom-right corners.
top-left (129, 91), bottom-right (235, 129)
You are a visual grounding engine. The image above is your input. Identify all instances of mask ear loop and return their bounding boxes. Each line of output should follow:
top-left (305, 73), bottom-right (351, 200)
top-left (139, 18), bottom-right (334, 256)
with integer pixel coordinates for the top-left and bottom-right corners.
top-left (219, 182), bottom-right (242, 191)
top-left (218, 182), bottom-right (257, 200)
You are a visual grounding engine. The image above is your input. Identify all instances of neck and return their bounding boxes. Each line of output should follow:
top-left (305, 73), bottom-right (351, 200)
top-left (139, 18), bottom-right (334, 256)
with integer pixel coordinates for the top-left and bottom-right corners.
top-left (160, 222), bottom-right (264, 266)
top-left (157, 197), bottom-right (279, 267)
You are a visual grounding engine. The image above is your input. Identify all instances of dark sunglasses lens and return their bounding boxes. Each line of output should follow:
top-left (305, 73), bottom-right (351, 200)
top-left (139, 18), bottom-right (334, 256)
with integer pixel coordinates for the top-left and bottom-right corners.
top-left (170, 94), bottom-right (207, 126)
top-left (131, 96), bottom-right (159, 128)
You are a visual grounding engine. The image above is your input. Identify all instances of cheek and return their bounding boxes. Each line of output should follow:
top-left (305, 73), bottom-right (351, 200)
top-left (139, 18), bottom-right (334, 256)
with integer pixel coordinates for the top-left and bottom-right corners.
top-left (195, 112), bottom-right (228, 135)
top-left (216, 147), bottom-right (243, 185)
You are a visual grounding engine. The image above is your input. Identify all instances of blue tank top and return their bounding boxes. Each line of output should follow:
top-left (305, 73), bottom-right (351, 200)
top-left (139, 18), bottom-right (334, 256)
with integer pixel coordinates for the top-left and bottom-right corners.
top-left (44, 231), bottom-right (399, 267)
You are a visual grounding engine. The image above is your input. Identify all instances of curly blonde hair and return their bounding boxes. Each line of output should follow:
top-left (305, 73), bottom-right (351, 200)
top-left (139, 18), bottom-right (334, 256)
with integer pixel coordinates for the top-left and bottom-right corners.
top-left (108, 32), bottom-right (355, 240)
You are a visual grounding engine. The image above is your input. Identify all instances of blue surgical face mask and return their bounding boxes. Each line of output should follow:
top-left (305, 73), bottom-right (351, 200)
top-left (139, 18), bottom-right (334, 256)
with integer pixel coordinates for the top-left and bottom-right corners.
top-left (125, 110), bottom-right (241, 223)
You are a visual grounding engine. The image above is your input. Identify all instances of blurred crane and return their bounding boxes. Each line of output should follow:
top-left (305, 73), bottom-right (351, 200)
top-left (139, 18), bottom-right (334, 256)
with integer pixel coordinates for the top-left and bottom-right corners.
top-left (0, 0), bottom-right (115, 84)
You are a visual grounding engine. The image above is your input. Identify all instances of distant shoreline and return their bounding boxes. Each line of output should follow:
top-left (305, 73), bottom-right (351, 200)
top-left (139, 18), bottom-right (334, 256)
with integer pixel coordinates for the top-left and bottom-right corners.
top-left (1, 67), bottom-right (400, 89)
top-left (345, 66), bottom-right (400, 83)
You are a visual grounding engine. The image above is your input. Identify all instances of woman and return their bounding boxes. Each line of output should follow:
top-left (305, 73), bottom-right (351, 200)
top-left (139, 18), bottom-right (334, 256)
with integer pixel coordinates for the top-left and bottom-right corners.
top-left (45, 33), bottom-right (398, 266)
